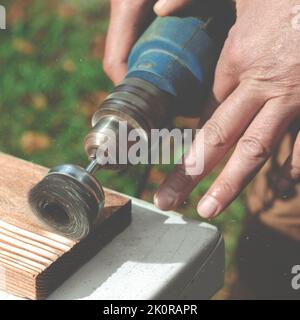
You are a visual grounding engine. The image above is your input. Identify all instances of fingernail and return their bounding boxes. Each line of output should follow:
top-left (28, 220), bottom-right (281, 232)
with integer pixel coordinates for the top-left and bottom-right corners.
top-left (197, 195), bottom-right (220, 219)
top-left (154, 188), bottom-right (176, 211)
top-left (154, 0), bottom-right (168, 12)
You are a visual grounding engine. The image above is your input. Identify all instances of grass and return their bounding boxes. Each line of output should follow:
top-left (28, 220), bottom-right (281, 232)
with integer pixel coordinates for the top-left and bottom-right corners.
top-left (0, 0), bottom-right (246, 299)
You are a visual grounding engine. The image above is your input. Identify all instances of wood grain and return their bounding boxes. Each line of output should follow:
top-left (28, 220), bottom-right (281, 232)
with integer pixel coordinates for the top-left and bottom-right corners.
top-left (0, 153), bottom-right (131, 299)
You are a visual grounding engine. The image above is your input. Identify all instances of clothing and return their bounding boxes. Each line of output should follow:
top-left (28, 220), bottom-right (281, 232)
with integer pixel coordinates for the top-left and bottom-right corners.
top-left (246, 122), bottom-right (300, 242)
top-left (233, 122), bottom-right (300, 299)
top-left (231, 217), bottom-right (300, 300)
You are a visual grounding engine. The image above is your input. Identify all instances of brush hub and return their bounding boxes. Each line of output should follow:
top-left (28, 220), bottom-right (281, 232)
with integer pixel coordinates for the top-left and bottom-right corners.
top-left (29, 164), bottom-right (105, 240)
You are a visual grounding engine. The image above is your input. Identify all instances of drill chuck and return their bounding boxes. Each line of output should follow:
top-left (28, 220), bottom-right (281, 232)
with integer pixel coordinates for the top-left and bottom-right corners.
top-left (84, 77), bottom-right (172, 167)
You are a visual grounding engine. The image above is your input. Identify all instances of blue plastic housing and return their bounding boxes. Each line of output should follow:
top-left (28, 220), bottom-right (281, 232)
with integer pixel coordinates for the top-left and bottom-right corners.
top-left (127, 16), bottom-right (218, 113)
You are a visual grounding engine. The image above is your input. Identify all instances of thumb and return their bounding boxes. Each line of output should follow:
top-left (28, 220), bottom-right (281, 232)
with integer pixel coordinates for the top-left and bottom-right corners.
top-left (154, 0), bottom-right (194, 16)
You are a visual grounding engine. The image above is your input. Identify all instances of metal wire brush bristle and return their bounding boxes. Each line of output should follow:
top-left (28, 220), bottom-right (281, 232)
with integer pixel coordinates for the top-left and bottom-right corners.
top-left (28, 162), bottom-right (104, 240)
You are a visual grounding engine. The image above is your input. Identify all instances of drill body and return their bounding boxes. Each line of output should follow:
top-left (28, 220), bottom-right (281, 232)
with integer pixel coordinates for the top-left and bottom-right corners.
top-left (84, 8), bottom-right (233, 167)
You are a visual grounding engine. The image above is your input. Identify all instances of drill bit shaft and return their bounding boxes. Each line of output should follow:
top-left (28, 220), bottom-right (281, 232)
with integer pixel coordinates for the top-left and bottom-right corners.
top-left (86, 158), bottom-right (101, 175)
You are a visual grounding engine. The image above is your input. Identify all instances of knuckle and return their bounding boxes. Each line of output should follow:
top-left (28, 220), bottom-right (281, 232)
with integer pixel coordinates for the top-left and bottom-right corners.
top-left (102, 56), bottom-right (114, 76)
top-left (214, 180), bottom-right (237, 198)
top-left (222, 32), bottom-right (246, 68)
top-left (204, 120), bottom-right (228, 148)
top-left (238, 136), bottom-right (270, 160)
top-left (290, 167), bottom-right (300, 180)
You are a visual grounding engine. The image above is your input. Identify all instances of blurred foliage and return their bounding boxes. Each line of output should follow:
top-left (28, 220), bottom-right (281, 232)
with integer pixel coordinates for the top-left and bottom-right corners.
top-left (0, 0), bottom-right (246, 298)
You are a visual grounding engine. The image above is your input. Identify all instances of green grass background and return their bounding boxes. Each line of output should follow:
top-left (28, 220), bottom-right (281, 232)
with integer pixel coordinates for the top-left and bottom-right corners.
top-left (0, 0), bottom-right (246, 299)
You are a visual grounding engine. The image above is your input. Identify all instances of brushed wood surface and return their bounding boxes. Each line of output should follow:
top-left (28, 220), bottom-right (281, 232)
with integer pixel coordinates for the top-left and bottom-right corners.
top-left (0, 153), bottom-right (131, 299)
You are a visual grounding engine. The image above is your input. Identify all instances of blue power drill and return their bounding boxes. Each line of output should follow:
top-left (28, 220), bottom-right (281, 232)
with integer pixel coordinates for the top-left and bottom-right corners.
top-left (84, 2), bottom-right (234, 168)
top-left (29, 2), bottom-right (234, 240)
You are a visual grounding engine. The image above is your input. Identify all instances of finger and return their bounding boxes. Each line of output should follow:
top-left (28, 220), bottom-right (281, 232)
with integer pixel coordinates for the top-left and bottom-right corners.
top-left (212, 44), bottom-right (240, 105)
top-left (198, 29), bottom-right (241, 124)
top-left (104, 0), bottom-right (155, 84)
top-left (197, 98), bottom-right (296, 219)
top-left (154, 81), bottom-right (266, 211)
top-left (275, 132), bottom-right (300, 195)
top-left (200, 51), bottom-right (240, 122)
top-left (154, 0), bottom-right (194, 16)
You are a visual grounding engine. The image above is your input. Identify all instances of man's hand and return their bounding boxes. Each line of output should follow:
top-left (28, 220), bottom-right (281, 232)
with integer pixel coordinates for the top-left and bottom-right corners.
top-left (103, 0), bottom-right (300, 219)
top-left (103, 0), bottom-right (194, 84)
top-left (154, 0), bottom-right (300, 218)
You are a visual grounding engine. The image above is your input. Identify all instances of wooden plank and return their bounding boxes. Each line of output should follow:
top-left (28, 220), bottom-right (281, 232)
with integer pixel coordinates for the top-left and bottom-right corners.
top-left (0, 153), bottom-right (131, 299)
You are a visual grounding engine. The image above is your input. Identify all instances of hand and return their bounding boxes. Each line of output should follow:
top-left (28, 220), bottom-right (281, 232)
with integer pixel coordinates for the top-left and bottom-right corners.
top-left (103, 0), bottom-right (196, 84)
top-left (154, 0), bottom-right (300, 218)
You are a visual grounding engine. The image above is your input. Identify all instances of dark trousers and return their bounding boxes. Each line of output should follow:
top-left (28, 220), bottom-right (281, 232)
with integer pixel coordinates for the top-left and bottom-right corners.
top-left (230, 217), bottom-right (300, 300)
